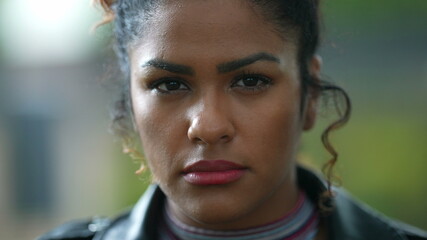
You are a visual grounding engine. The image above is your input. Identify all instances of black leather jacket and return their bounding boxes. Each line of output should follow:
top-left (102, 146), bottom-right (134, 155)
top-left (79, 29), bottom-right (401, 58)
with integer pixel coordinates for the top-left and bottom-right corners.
top-left (38, 167), bottom-right (427, 240)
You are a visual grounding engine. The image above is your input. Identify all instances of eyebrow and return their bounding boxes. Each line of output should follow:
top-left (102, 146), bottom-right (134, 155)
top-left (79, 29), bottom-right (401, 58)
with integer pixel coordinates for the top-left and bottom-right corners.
top-left (217, 52), bottom-right (280, 73)
top-left (142, 59), bottom-right (195, 76)
top-left (141, 52), bottom-right (280, 75)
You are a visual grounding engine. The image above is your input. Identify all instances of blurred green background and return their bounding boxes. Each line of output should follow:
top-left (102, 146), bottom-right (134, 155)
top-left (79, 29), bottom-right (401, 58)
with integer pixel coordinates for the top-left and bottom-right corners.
top-left (0, 0), bottom-right (426, 238)
top-left (305, 0), bottom-right (427, 229)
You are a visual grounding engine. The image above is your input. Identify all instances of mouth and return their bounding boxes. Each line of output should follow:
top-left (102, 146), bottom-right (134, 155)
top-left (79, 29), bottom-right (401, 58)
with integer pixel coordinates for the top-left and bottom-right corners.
top-left (182, 160), bottom-right (247, 185)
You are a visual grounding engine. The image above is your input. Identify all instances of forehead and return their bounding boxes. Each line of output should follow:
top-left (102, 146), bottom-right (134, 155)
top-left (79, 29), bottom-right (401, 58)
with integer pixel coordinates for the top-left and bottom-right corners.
top-left (131, 0), bottom-right (297, 64)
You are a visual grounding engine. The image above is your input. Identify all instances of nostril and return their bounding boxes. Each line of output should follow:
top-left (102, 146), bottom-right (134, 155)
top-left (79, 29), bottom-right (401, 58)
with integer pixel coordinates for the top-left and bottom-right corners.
top-left (220, 135), bottom-right (231, 142)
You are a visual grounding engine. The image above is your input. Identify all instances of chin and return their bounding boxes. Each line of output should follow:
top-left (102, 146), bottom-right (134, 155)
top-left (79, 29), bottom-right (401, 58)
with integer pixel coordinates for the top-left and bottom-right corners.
top-left (168, 185), bottom-right (256, 229)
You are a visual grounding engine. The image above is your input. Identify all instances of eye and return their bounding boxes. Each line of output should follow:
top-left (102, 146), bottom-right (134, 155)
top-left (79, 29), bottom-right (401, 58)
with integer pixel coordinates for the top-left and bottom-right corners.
top-left (149, 78), bottom-right (190, 94)
top-left (231, 74), bottom-right (272, 91)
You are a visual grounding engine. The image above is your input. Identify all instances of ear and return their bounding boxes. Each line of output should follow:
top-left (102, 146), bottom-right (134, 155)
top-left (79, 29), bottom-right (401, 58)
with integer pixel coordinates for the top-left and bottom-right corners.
top-left (303, 55), bottom-right (322, 131)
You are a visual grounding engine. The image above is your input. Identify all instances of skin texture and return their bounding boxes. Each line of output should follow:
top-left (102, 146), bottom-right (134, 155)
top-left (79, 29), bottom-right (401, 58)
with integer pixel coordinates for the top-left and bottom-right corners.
top-left (130, 0), bottom-right (320, 231)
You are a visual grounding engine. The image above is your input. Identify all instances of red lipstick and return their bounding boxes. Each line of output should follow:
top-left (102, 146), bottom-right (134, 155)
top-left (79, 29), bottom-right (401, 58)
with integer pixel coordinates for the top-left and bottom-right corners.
top-left (182, 160), bottom-right (246, 185)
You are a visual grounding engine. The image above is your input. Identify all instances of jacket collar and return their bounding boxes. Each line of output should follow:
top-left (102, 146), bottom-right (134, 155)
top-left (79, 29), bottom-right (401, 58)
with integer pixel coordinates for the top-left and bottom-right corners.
top-left (95, 185), bottom-right (163, 240)
top-left (297, 167), bottom-right (407, 240)
top-left (98, 166), bottom-right (409, 240)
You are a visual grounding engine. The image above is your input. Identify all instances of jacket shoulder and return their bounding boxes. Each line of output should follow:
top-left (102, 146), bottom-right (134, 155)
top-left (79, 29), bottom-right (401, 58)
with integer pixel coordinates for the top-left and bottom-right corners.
top-left (394, 221), bottom-right (427, 240)
top-left (36, 217), bottom-right (110, 240)
top-left (331, 187), bottom-right (427, 240)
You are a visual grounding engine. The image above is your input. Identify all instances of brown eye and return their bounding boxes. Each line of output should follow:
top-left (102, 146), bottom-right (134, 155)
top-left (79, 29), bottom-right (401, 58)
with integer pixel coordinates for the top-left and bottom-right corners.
top-left (240, 77), bottom-right (259, 87)
top-left (150, 78), bottom-right (190, 94)
top-left (232, 74), bottom-right (272, 90)
top-left (160, 81), bottom-right (181, 91)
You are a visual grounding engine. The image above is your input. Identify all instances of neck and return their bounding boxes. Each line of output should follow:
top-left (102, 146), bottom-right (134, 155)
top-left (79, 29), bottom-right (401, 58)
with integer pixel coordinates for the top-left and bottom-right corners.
top-left (159, 190), bottom-right (319, 240)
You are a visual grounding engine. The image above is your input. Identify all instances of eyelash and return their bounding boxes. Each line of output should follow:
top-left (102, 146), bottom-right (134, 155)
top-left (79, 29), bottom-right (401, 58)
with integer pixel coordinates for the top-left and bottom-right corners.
top-left (147, 77), bottom-right (190, 94)
top-left (231, 72), bottom-right (273, 92)
top-left (147, 72), bottom-right (272, 94)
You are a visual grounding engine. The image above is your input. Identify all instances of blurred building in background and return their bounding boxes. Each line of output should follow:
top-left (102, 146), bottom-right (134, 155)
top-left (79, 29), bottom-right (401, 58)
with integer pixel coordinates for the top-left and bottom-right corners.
top-left (0, 1), bottom-right (120, 239)
top-left (0, 0), bottom-right (426, 239)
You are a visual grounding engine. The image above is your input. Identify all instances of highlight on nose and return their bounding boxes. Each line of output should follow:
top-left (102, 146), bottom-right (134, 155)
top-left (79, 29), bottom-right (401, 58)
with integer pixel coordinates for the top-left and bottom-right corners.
top-left (187, 109), bottom-right (235, 145)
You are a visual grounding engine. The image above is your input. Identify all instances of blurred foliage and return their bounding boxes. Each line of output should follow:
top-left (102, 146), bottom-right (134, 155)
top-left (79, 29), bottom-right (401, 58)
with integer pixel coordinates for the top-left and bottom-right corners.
top-left (110, 147), bottom-right (152, 214)
top-left (302, 108), bottom-right (427, 229)
top-left (325, 0), bottom-right (427, 17)
top-left (323, 0), bottom-right (427, 31)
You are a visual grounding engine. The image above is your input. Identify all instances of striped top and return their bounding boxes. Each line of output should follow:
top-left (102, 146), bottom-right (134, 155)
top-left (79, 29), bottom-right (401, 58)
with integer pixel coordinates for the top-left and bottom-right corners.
top-left (158, 191), bottom-right (319, 240)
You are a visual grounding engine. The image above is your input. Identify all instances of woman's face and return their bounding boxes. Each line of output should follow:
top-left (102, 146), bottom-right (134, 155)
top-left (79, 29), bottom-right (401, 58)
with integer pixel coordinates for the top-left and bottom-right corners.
top-left (130, 0), bottom-right (318, 230)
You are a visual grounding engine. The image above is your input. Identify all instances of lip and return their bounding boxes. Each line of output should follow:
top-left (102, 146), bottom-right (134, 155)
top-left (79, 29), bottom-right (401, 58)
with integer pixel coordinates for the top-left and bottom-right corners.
top-left (182, 160), bottom-right (247, 185)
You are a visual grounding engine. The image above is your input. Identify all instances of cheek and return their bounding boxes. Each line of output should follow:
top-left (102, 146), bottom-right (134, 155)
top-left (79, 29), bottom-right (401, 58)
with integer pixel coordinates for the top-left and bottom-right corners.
top-left (236, 92), bottom-right (302, 175)
top-left (131, 92), bottom-right (187, 180)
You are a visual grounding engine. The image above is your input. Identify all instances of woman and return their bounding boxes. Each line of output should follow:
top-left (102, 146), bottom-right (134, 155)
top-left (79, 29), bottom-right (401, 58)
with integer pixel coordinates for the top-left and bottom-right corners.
top-left (39, 0), bottom-right (427, 239)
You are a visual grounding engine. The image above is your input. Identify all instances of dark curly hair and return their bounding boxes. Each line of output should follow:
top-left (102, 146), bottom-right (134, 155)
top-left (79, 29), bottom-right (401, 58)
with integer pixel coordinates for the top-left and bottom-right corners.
top-left (94, 0), bottom-right (351, 211)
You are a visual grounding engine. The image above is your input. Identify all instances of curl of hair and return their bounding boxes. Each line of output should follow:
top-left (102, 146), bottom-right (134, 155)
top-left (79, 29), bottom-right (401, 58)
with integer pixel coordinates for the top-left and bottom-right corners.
top-left (314, 80), bottom-right (351, 213)
top-left (92, 0), bottom-right (116, 27)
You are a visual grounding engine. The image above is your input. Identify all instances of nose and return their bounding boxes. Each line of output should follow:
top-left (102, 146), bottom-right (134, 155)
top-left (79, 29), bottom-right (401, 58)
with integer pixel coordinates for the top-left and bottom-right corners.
top-left (187, 95), bottom-right (235, 145)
